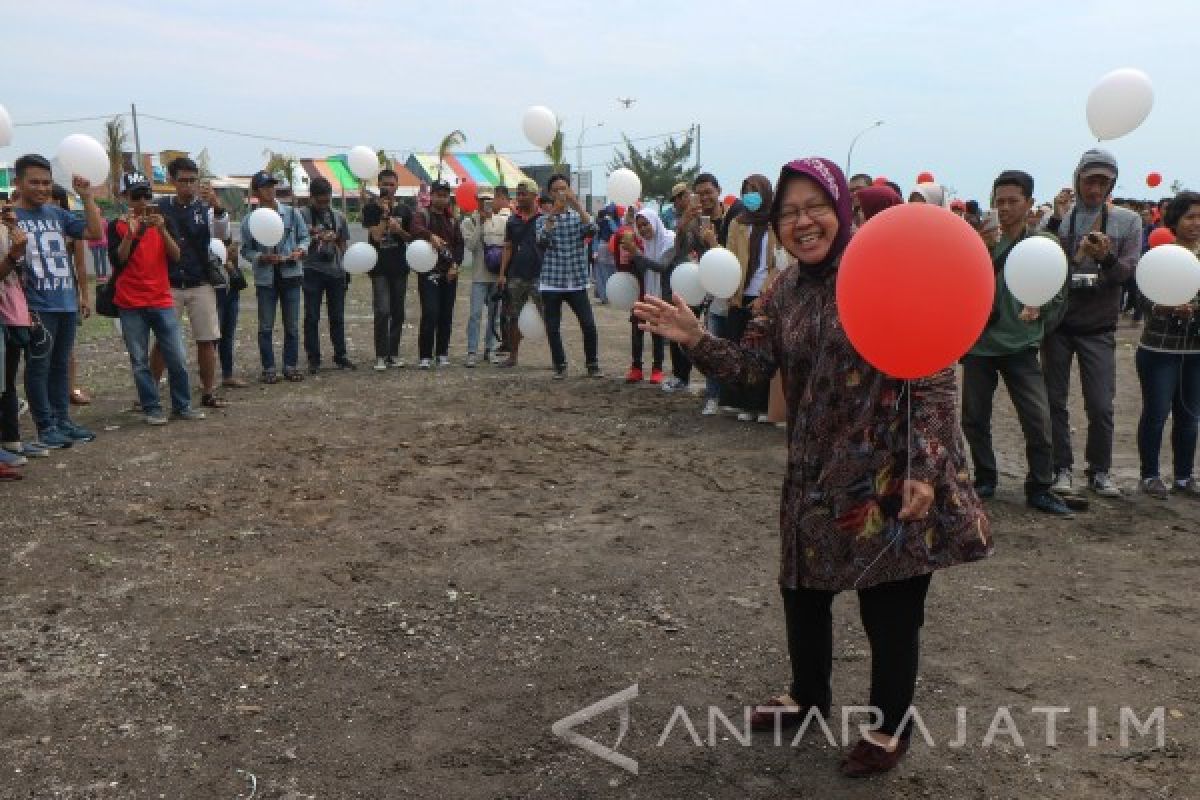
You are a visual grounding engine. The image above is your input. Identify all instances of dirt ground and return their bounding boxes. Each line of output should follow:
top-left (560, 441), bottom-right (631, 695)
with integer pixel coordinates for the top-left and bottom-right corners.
top-left (1, 277), bottom-right (1198, 800)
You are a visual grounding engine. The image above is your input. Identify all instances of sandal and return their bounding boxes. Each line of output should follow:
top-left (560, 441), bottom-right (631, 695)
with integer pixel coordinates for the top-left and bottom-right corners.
top-left (70, 388), bottom-right (92, 406)
top-left (201, 394), bottom-right (228, 409)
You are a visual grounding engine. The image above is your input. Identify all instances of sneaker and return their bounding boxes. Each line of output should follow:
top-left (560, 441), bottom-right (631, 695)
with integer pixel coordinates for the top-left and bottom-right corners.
top-left (586, 364), bottom-right (604, 379)
top-left (625, 366), bottom-right (644, 383)
top-left (172, 408), bottom-right (207, 421)
top-left (387, 356), bottom-right (405, 369)
top-left (1027, 491), bottom-right (1075, 517)
top-left (465, 354), bottom-right (478, 368)
top-left (737, 412), bottom-right (756, 422)
top-left (1051, 468), bottom-right (1076, 495)
top-left (334, 357), bottom-right (357, 370)
top-left (374, 358), bottom-right (388, 372)
top-left (308, 362), bottom-right (321, 375)
top-left (756, 413), bottom-right (772, 424)
top-left (1088, 471), bottom-right (1122, 498)
top-left (719, 405), bottom-right (740, 414)
top-left (649, 368), bottom-right (664, 385)
top-left (553, 366), bottom-right (567, 380)
top-left (701, 398), bottom-right (719, 416)
top-left (1141, 476), bottom-right (1170, 500)
top-left (0, 448), bottom-right (27, 467)
top-left (260, 370), bottom-right (279, 385)
top-left (437, 356), bottom-right (450, 368)
top-left (60, 422), bottom-right (96, 443)
top-left (36, 430), bottom-right (73, 449)
top-left (1175, 477), bottom-right (1200, 497)
top-left (418, 358), bottom-right (432, 370)
top-left (973, 481), bottom-right (997, 500)
top-left (144, 412), bottom-right (169, 426)
top-left (4, 442), bottom-right (47, 458)
top-left (662, 377), bottom-right (688, 394)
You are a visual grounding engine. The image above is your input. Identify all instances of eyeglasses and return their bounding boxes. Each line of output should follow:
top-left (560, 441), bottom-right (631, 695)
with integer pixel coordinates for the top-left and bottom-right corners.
top-left (778, 203), bottom-right (834, 225)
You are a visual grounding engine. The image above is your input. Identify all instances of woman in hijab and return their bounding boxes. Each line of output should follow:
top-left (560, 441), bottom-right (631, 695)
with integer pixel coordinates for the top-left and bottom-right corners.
top-left (617, 208), bottom-right (674, 383)
top-left (634, 158), bottom-right (990, 777)
top-left (723, 175), bottom-right (779, 422)
top-left (854, 185), bottom-right (903, 224)
top-left (908, 182), bottom-right (949, 207)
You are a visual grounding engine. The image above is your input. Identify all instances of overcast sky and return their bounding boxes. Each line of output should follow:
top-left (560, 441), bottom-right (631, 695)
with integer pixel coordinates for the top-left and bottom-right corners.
top-left (3, 1), bottom-right (1195, 202)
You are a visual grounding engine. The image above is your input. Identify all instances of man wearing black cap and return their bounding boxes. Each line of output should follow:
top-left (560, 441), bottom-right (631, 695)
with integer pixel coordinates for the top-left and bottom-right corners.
top-left (299, 177), bottom-right (353, 373)
top-left (239, 170), bottom-right (310, 383)
top-left (409, 179), bottom-right (464, 369)
top-left (1041, 149), bottom-right (1142, 498)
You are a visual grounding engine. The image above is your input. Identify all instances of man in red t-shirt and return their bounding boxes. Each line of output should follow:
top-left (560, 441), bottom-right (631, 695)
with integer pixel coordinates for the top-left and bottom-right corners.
top-left (107, 174), bottom-right (205, 425)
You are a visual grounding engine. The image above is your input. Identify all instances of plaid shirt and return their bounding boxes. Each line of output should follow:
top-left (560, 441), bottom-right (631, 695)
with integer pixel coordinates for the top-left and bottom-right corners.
top-left (535, 210), bottom-right (595, 291)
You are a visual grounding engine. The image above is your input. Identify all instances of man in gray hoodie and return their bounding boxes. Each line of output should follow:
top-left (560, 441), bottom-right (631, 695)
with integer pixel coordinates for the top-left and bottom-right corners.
top-left (1041, 149), bottom-right (1141, 497)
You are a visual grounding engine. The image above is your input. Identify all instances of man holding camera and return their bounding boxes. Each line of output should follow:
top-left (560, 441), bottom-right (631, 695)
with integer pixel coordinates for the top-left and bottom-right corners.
top-left (363, 169), bottom-right (414, 370)
top-left (1041, 149), bottom-right (1141, 497)
top-left (240, 170), bottom-right (310, 383)
top-left (410, 179), bottom-right (464, 370)
top-left (300, 177), bottom-right (353, 374)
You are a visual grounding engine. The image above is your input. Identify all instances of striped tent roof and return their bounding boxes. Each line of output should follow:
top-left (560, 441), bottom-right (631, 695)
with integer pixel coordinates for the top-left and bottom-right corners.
top-left (404, 152), bottom-right (531, 189)
top-left (298, 157), bottom-right (422, 196)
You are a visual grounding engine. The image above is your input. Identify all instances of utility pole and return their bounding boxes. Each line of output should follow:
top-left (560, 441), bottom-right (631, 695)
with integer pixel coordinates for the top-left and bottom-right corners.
top-left (131, 103), bottom-right (144, 177)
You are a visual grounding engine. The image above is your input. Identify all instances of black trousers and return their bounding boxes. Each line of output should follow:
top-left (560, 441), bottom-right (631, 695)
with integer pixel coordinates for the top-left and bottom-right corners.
top-left (720, 301), bottom-right (770, 412)
top-left (542, 289), bottom-right (599, 369)
top-left (781, 573), bottom-right (932, 739)
top-left (371, 270), bottom-right (409, 359)
top-left (961, 349), bottom-right (1056, 495)
top-left (1, 329), bottom-right (28, 442)
top-left (631, 321), bottom-right (665, 369)
top-left (417, 274), bottom-right (458, 359)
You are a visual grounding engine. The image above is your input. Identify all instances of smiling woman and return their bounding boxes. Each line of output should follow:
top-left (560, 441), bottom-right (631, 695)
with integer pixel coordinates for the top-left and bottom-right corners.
top-left (633, 157), bottom-right (991, 778)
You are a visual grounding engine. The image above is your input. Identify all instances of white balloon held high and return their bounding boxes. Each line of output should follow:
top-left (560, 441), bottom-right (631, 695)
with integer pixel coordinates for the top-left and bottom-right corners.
top-left (521, 106), bottom-right (558, 149)
top-left (1086, 68), bottom-right (1154, 141)
top-left (56, 133), bottom-right (109, 187)
top-left (347, 146), bottom-right (379, 182)
top-left (607, 168), bottom-right (642, 206)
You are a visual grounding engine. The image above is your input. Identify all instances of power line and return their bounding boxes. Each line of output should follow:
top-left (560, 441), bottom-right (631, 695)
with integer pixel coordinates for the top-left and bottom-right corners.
top-left (138, 113), bottom-right (360, 151)
top-left (14, 113), bottom-right (126, 127)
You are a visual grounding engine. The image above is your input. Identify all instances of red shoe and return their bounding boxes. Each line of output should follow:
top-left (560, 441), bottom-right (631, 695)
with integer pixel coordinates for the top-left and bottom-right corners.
top-left (0, 464), bottom-right (24, 481)
top-left (748, 695), bottom-right (828, 733)
top-left (840, 736), bottom-right (910, 778)
top-left (649, 368), bottom-right (664, 385)
top-left (625, 367), bottom-right (644, 383)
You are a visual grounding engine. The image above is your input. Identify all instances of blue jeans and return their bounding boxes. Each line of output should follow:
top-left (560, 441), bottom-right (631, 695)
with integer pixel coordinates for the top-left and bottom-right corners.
top-left (1135, 348), bottom-right (1200, 480)
top-left (25, 311), bottom-right (77, 436)
top-left (466, 281), bottom-right (498, 355)
top-left (215, 286), bottom-right (240, 380)
top-left (256, 283), bottom-right (302, 372)
top-left (119, 307), bottom-right (193, 415)
top-left (705, 312), bottom-right (728, 400)
top-left (593, 254), bottom-right (615, 302)
top-left (302, 270), bottom-right (348, 366)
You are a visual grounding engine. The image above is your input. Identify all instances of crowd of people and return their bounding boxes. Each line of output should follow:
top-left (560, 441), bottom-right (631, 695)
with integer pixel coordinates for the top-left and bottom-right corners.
top-left (0, 148), bottom-right (1196, 515)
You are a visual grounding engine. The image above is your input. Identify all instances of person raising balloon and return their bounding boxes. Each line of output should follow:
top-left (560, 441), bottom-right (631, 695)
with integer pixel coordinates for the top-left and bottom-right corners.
top-left (633, 157), bottom-right (991, 778)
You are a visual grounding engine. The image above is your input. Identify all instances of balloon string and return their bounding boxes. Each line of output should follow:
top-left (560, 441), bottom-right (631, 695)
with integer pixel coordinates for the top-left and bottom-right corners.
top-left (853, 380), bottom-right (911, 590)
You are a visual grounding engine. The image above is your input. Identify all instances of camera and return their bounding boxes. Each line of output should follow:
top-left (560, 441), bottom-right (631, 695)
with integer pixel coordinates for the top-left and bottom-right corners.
top-left (1069, 273), bottom-right (1099, 290)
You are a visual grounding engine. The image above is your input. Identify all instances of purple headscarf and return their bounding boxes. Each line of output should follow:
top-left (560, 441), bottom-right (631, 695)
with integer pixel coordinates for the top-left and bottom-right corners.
top-left (770, 157), bottom-right (854, 275)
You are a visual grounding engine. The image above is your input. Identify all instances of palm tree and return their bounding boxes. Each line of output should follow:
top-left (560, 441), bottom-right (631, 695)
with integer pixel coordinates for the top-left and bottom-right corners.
top-left (544, 127), bottom-right (565, 172)
top-left (103, 115), bottom-right (128, 198)
top-left (435, 129), bottom-right (466, 181)
top-left (486, 144), bottom-right (507, 191)
top-left (376, 148), bottom-right (393, 171)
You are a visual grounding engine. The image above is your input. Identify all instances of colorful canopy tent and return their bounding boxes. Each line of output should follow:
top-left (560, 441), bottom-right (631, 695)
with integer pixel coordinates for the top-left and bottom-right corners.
top-left (299, 157), bottom-right (421, 198)
top-left (404, 152), bottom-right (532, 189)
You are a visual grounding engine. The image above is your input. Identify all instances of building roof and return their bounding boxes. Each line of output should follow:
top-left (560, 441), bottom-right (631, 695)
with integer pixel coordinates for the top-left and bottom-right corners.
top-left (404, 152), bottom-right (532, 189)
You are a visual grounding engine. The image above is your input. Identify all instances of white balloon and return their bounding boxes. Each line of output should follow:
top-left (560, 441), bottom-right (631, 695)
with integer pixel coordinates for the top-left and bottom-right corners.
top-left (698, 247), bottom-right (743, 299)
top-left (606, 272), bottom-right (640, 311)
top-left (50, 157), bottom-right (70, 189)
top-left (208, 238), bottom-right (227, 265)
top-left (1136, 244), bottom-right (1200, 306)
top-left (343, 241), bottom-right (378, 274)
top-left (56, 133), bottom-right (110, 187)
top-left (1004, 236), bottom-right (1067, 307)
top-left (521, 105), bottom-right (558, 149)
top-left (247, 207), bottom-right (285, 247)
top-left (407, 239), bottom-right (438, 273)
top-left (0, 104), bottom-right (12, 147)
top-left (606, 168), bottom-right (642, 206)
top-left (670, 261), bottom-right (707, 306)
top-left (347, 146), bottom-right (378, 181)
top-left (1086, 68), bottom-right (1154, 141)
top-left (518, 301), bottom-right (545, 341)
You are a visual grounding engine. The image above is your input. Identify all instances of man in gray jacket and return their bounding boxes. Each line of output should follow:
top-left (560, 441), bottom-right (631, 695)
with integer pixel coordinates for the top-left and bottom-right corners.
top-left (1041, 149), bottom-right (1141, 497)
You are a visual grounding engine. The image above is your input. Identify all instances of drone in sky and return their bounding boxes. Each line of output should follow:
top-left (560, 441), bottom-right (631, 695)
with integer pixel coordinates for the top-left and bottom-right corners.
top-left (617, 97), bottom-right (637, 109)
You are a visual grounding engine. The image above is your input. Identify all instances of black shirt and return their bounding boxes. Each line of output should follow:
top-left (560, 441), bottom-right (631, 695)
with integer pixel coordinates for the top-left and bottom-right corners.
top-left (362, 198), bottom-right (414, 276)
top-left (157, 197), bottom-right (218, 288)
top-left (504, 211), bottom-right (542, 281)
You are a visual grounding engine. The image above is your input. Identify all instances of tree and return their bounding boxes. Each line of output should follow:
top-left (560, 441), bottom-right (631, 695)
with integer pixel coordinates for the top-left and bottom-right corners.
top-left (376, 149), bottom-right (393, 171)
top-left (543, 128), bottom-right (566, 173)
top-left (262, 148), bottom-right (297, 187)
top-left (435, 130), bottom-right (466, 181)
top-left (1170, 179), bottom-right (1184, 196)
top-left (103, 115), bottom-right (128, 197)
top-left (196, 148), bottom-right (214, 178)
top-left (608, 132), bottom-right (699, 206)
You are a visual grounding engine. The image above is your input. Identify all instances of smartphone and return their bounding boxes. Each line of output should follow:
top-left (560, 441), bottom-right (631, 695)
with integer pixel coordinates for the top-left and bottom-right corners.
top-left (700, 215), bottom-right (711, 229)
top-left (982, 210), bottom-right (999, 229)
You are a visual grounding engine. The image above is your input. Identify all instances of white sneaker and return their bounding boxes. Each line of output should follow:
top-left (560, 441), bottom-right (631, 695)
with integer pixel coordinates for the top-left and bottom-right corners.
top-left (662, 377), bottom-right (688, 394)
top-left (701, 398), bottom-right (719, 416)
top-left (437, 356), bottom-right (450, 368)
top-left (719, 405), bottom-right (740, 415)
top-left (756, 413), bottom-right (772, 424)
top-left (387, 356), bottom-right (405, 368)
top-left (374, 358), bottom-right (387, 372)
top-left (1051, 468), bottom-right (1075, 495)
top-left (418, 358), bottom-right (432, 370)
top-left (737, 412), bottom-right (756, 422)
top-left (1089, 471), bottom-right (1122, 498)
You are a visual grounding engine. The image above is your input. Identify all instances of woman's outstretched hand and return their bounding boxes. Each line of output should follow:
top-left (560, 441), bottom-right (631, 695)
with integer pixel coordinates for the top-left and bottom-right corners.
top-left (634, 294), bottom-right (706, 347)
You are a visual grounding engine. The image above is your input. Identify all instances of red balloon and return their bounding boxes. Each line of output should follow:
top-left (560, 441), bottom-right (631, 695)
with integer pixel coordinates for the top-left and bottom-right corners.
top-left (872, 176), bottom-right (889, 186)
top-left (1148, 226), bottom-right (1175, 248)
top-left (455, 181), bottom-right (479, 213)
top-left (916, 171), bottom-right (934, 184)
top-left (1147, 172), bottom-right (1163, 188)
top-left (722, 194), bottom-right (737, 208)
top-left (837, 204), bottom-right (995, 379)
